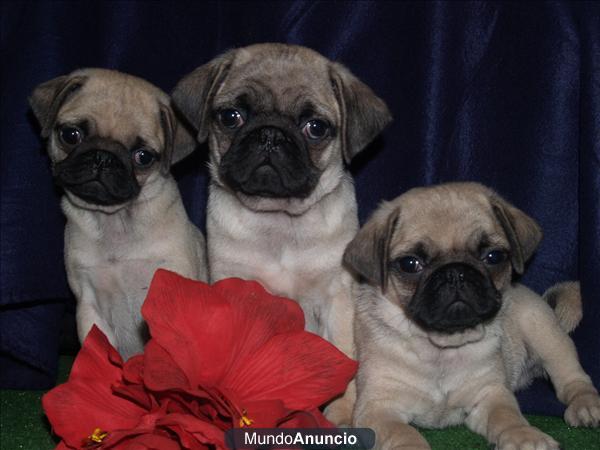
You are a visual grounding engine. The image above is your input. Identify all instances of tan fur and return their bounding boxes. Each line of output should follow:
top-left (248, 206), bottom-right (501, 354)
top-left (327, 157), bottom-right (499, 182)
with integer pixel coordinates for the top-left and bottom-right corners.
top-left (346, 182), bottom-right (600, 449)
top-left (172, 43), bottom-right (392, 424)
top-left (30, 69), bottom-right (207, 359)
top-left (543, 281), bottom-right (582, 333)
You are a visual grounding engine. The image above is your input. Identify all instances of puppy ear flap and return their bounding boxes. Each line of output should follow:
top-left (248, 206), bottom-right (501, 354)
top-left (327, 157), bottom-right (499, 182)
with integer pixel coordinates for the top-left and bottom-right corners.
top-left (343, 206), bottom-right (400, 292)
top-left (29, 75), bottom-right (87, 138)
top-left (491, 196), bottom-right (543, 274)
top-left (159, 103), bottom-right (198, 174)
top-left (171, 51), bottom-right (235, 143)
top-left (329, 62), bottom-right (392, 164)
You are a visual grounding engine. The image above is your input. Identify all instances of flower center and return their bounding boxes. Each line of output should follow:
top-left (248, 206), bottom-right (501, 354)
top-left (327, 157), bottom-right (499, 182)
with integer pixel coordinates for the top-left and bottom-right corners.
top-left (82, 428), bottom-right (109, 448)
top-left (239, 409), bottom-right (254, 427)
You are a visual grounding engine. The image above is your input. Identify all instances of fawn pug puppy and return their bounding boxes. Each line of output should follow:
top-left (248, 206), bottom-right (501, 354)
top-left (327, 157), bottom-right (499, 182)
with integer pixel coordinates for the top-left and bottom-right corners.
top-left (30, 69), bottom-right (207, 359)
top-left (172, 43), bottom-right (392, 423)
top-left (344, 182), bottom-right (600, 449)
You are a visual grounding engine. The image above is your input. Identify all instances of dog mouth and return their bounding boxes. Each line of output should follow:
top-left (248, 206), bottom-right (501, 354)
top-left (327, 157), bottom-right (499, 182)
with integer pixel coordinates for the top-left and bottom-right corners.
top-left (225, 160), bottom-right (318, 199)
top-left (407, 262), bottom-right (502, 334)
top-left (54, 149), bottom-right (140, 206)
top-left (218, 125), bottom-right (321, 199)
top-left (445, 299), bottom-right (475, 317)
top-left (59, 178), bottom-right (139, 206)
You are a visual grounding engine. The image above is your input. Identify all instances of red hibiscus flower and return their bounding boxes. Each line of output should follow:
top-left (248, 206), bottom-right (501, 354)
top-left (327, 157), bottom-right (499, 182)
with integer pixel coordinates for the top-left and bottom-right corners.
top-left (43, 270), bottom-right (357, 449)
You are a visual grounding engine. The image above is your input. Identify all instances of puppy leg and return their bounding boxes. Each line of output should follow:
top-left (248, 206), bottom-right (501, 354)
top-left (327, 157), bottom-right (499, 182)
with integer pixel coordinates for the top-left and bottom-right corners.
top-left (325, 380), bottom-right (356, 426)
top-left (466, 384), bottom-right (558, 450)
top-left (76, 300), bottom-right (116, 347)
top-left (353, 389), bottom-right (431, 450)
top-left (323, 285), bottom-right (357, 425)
top-left (510, 287), bottom-right (600, 427)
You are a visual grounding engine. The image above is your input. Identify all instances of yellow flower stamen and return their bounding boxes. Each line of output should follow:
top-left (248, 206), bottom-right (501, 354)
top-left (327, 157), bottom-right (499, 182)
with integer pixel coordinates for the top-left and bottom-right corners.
top-left (89, 428), bottom-right (109, 442)
top-left (239, 410), bottom-right (254, 427)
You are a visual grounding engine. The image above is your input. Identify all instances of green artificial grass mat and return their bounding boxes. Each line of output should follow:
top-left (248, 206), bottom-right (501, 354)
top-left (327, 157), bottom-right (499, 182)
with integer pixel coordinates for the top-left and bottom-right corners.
top-left (1, 355), bottom-right (599, 450)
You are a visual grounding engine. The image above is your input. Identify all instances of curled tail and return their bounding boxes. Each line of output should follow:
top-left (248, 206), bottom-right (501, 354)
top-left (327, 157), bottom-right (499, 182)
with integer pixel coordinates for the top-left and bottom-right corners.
top-left (543, 281), bottom-right (582, 333)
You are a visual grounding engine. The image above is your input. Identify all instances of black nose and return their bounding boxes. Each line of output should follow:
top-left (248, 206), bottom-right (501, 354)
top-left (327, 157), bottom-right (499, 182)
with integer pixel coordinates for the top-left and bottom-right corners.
top-left (93, 150), bottom-right (120, 170)
top-left (444, 265), bottom-right (466, 288)
top-left (430, 263), bottom-right (477, 291)
top-left (258, 127), bottom-right (286, 150)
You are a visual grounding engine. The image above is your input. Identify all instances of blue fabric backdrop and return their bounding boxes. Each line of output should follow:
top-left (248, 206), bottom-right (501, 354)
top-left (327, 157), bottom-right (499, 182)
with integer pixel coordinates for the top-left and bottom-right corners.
top-left (1, 1), bottom-right (598, 417)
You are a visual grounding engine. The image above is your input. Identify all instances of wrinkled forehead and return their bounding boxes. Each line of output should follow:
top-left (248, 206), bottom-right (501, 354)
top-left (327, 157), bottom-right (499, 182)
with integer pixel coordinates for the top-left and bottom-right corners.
top-left (216, 51), bottom-right (338, 117)
top-left (57, 77), bottom-right (164, 147)
top-left (390, 191), bottom-right (507, 255)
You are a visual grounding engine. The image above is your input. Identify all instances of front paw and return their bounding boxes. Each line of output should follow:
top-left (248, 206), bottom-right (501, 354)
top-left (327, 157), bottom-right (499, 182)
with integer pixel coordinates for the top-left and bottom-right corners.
top-left (379, 432), bottom-right (431, 450)
top-left (384, 441), bottom-right (431, 450)
top-left (497, 425), bottom-right (559, 450)
top-left (564, 392), bottom-right (600, 427)
top-left (324, 397), bottom-right (353, 426)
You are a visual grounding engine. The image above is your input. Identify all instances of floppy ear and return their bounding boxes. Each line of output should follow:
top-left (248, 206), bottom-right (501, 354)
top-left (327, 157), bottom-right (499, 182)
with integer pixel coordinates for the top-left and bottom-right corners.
top-left (329, 62), bottom-right (392, 164)
top-left (29, 75), bottom-right (87, 138)
top-left (491, 196), bottom-right (543, 274)
top-left (171, 50), bottom-right (236, 143)
top-left (343, 206), bottom-right (400, 292)
top-left (159, 104), bottom-right (198, 174)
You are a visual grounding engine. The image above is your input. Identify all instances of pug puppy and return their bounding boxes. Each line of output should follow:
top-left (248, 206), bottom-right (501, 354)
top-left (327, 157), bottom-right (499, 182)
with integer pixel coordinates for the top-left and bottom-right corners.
top-left (172, 43), bottom-right (391, 423)
top-left (344, 182), bottom-right (600, 449)
top-left (30, 69), bottom-right (207, 359)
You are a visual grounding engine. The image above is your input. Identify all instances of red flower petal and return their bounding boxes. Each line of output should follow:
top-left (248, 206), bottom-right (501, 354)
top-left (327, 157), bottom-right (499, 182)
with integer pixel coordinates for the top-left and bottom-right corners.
top-left (136, 270), bottom-right (357, 440)
top-left (212, 277), bottom-right (305, 335)
top-left (212, 278), bottom-right (306, 369)
top-left (112, 432), bottom-right (181, 450)
top-left (69, 325), bottom-right (123, 382)
top-left (223, 331), bottom-right (358, 411)
top-left (111, 383), bottom-right (156, 411)
top-left (142, 271), bottom-right (311, 389)
top-left (142, 339), bottom-right (191, 391)
top-left (157, 413), bottom-right (228, 448)
top-left (44, 379), bottom-right (147, 448)
top-left (235, 399), bottom-right (290, 428)
top-left (142, 270), bottom-right (236, 386)
top-left (154, 423), bottom-right (214, 450)
top-left (141, 339), bottom-right (240, 424)
top-left (43, 327), bottom-right (146, 448)
top-left (122, 354), bottom-right (144, 385)
top-left (279, 408), bottom-right (334, 428)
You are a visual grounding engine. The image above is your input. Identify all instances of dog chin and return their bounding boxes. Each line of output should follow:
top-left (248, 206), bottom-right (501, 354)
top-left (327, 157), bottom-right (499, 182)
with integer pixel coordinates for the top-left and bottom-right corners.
top-left (212, 164), bottom-right (344, 216)
top-left (64, 190), bottom-right (130, 214)
top-left (427, 324), bottom-right (486, 348)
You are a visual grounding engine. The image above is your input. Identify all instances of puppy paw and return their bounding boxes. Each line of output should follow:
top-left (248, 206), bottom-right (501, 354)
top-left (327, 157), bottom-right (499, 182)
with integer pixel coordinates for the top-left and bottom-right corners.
top-left (382, 434), bottom-right (431, 450)
top-left (564, 392), bottom-right (600, 427)
top-left (377, 428), bottom-right (431, 450)
top-left (385, 441), bottom-right (431, 450)
top-left (323, 397), bottom-right (353, 426)
top-left (497, 425), bottom-right (559, 450)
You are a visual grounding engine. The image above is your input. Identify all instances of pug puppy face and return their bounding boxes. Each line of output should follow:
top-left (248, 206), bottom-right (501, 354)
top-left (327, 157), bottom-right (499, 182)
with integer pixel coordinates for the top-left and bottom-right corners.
top-left (344, 182), bottom-right (543, 335)
top-left (30, 68), bottom-right (194, 213)
top-left (172, 43), bottom-right (391, 214)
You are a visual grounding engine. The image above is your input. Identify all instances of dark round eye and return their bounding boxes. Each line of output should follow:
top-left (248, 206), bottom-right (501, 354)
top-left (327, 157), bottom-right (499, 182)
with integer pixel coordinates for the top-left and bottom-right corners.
top-left (59, 126), bottom-right (83, 146)
top-left (395, 256), bottom-right (423, 274)
top-left (132, 148), bottom-right (156, 167)
top-left (302, 119), bottom-right (329, 140)
top-left (483, 250), bottom-right (507, 265)
top-left (219, 109), bottom-right (245, 129)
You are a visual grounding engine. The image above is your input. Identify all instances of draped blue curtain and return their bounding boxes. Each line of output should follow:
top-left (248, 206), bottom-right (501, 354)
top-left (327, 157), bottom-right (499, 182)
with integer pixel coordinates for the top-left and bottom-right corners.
top-left (1, 1), bottom-right (598, 416)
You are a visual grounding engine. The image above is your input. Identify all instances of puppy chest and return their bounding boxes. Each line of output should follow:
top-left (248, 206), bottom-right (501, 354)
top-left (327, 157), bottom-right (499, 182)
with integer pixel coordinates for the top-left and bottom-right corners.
top-left (216, 243), bottom-right (340, 295)
top-left (400, 366), bottom-right (474, 428)
top-left (383, 342), bottom-right (498, 428)
top-left (69, 258), bottom-right (164, 304)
